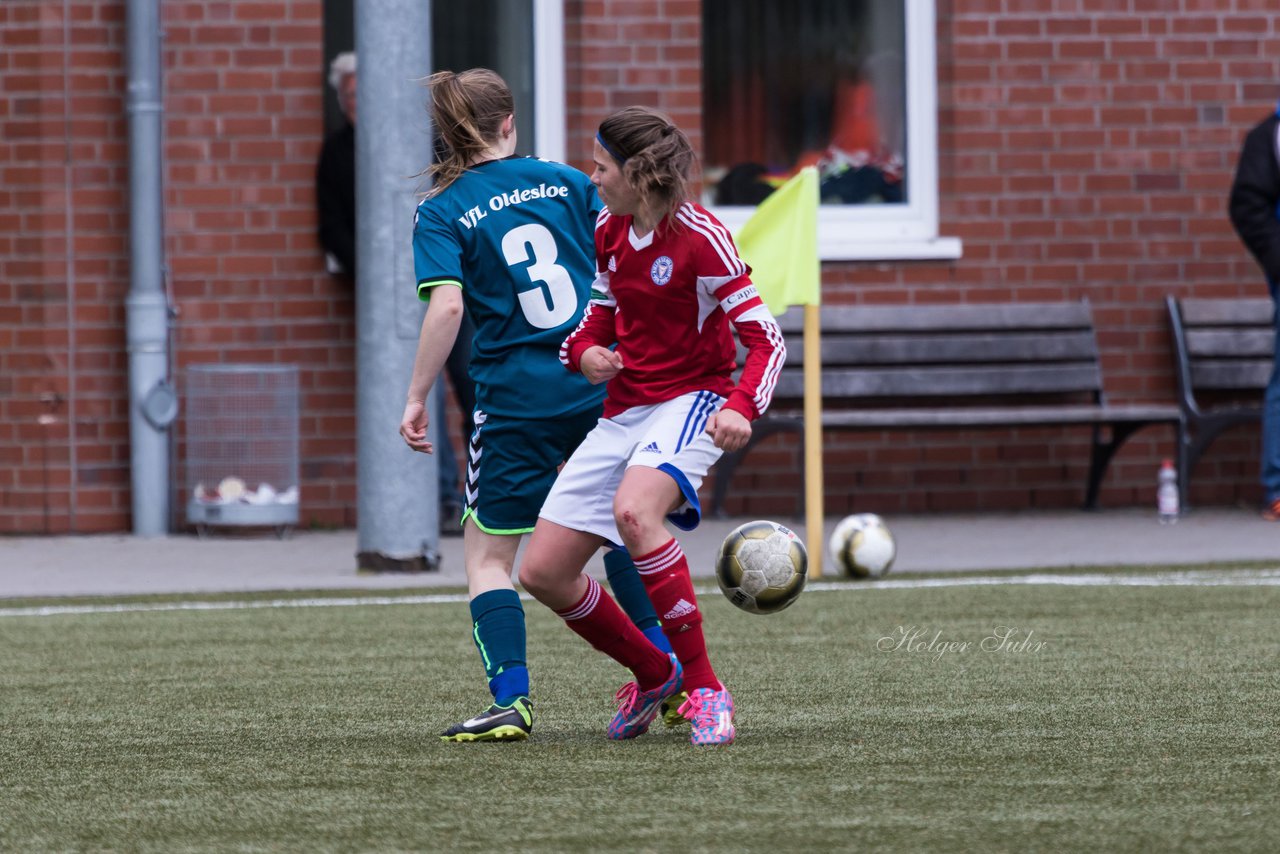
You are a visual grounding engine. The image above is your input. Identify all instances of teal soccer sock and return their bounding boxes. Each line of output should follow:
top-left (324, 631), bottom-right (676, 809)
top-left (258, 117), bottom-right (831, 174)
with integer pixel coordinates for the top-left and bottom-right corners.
top-left (603, 548), bottom-right (673, 655)
top-left (469, 589), bottom-right (529, 705)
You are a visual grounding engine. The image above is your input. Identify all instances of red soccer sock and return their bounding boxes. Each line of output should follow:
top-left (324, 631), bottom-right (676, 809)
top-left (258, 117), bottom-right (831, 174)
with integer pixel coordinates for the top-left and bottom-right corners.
top-left (633, 538), bottom-right (719, 692)
top-left (554, 576), bottom-right (671, 690)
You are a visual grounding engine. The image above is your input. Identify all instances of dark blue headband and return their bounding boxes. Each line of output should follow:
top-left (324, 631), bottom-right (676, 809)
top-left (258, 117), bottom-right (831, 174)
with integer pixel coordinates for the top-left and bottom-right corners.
top-left (596, 132), bottom-right (627, 166)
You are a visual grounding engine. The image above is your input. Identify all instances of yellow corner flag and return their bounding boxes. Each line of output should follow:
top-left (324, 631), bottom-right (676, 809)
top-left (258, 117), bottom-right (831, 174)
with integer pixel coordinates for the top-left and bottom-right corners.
top-left (733, 166), bottom-right (820, 314)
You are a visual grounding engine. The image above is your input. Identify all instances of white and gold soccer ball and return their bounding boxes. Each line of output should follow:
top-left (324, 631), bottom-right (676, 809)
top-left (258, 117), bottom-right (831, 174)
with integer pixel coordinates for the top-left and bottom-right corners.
top-left (830, 513), bottom-right (896, 579)
top-left (715, 520), bottom-right (808, 615)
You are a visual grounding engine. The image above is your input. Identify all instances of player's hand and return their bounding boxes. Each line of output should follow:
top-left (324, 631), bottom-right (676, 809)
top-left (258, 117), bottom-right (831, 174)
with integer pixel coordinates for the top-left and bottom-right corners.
top-left (580, 346), bottom-right (624, 384)
top-left (399, 398), bottom-right (434, 453)
top-left (706, 407), bottom-right (751, 452)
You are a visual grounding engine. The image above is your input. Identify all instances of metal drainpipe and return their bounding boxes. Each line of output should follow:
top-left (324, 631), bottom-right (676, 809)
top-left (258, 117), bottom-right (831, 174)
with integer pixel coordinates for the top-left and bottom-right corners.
top-left (62, 0), bottom-right (77, 531)
top-left (124, 0), bottom-right (175, 536)
top-left (354, 0), bottom-right (439, 570)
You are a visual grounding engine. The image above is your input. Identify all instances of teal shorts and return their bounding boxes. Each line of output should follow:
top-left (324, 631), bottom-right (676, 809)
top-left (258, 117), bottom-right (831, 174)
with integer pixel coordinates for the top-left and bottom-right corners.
top-left (460, 405), bottom-right (603, 535)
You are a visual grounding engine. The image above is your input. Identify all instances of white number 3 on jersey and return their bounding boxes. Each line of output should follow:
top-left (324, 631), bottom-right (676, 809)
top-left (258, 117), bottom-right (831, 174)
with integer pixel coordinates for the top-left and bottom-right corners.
top-left (501, 223), bottom-right (578, 330)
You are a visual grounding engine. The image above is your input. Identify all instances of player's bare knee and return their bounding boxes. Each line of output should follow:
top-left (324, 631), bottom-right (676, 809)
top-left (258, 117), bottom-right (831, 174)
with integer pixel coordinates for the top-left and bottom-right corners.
top-left (517, 571), bottom-right (552, 603)
top-left (516, 561), bottom-right (546, 598)
top-left (613, 504), bottom-right (646, 544)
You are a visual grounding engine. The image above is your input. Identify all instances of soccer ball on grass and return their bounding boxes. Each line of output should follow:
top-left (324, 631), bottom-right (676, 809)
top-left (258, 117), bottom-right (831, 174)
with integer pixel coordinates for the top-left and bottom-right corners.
top-left (715, 520), bottom-right (807, 615)
top-left (829, 513), bottom-right (896, 579)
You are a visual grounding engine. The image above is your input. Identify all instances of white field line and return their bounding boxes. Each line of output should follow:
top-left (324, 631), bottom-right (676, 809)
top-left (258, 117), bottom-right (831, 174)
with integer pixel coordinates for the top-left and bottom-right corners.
top-left (0, 593), bottom-right (467, 619)
top-left (807, 566), bottom-right (1280, 591)
top-left (2, 567), bottom-right (1280, 619)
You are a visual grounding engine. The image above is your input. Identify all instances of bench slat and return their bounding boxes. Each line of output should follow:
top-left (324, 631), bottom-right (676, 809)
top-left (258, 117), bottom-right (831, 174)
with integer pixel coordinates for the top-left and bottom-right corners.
top-left (774, 302), bottom-right (1093, 334)
top-left (1179, 298), bottom-right (1273, 325)
top-left (784, 331), bottom-right (1099, 367)
top-left (1189, 361), bottom-right (1272, 390)
top-left (765, 404), bottom-right (1180, 429)
top-left (1185, 329), bottom-right (1273, 358)
top-left (774, 363), bottom-right (1103, 398)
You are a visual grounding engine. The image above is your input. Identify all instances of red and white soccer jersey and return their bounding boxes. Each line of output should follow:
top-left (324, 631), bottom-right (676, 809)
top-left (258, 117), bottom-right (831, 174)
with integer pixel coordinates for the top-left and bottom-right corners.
top-left (560, 201), bottom-right (785, 420)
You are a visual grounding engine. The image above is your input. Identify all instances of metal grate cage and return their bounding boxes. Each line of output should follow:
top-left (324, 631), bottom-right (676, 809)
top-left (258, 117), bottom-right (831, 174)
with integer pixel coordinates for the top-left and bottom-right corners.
top-left (185, 364), bottom-right (300, 534)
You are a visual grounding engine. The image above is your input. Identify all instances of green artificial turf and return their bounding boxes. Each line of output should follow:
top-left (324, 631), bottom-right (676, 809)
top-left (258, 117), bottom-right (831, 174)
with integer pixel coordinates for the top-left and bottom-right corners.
top-left (2, 576), bottom-right (1278, 852)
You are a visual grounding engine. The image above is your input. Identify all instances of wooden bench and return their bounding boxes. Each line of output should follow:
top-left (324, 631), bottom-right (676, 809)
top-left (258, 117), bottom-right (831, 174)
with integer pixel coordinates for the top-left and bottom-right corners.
top-left (1165, 295), bottom-right (1274, 509)
top-left (711, 300), bottom-right (1182, 516)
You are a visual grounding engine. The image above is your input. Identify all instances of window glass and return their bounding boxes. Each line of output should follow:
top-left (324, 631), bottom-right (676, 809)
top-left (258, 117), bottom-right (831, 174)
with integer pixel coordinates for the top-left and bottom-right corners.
top-left (703, 0), bottom-right (906, 208)
top-left (702, 1), bottom-right (956, 259)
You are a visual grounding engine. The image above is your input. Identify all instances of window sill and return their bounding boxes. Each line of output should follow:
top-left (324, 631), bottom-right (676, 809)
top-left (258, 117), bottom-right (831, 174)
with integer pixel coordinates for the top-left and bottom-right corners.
top-left (714, 207), bottom-right (963, 264)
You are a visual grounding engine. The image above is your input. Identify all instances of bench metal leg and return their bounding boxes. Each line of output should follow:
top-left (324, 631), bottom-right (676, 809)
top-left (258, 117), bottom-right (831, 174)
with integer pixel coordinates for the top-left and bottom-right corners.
top-left (1084, 424), bottom-right (1130, 510)
top-left (1178, 411), bottom-right (1260, 514)
top-left (1177, 421), bottom-right (1192, 514)
top-left (1085, 420), bottom-right (1179, 510)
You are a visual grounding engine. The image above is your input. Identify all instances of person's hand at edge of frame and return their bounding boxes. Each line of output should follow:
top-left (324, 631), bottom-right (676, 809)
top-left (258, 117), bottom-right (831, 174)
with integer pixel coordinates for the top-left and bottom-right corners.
top-left (399, 397), bottom-right (435, 453)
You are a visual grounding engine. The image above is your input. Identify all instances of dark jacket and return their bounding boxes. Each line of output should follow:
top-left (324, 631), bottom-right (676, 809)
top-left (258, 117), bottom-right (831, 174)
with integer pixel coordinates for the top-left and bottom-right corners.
top-left (316, 122), bottom-right (356, 279)
top-left (1228, 111), bottom-right (1280, 283)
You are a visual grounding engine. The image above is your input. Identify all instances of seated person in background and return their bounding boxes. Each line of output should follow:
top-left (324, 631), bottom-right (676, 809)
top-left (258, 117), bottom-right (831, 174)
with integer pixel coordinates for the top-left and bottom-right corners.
top-left (317, 52), bottom-right (357, 279)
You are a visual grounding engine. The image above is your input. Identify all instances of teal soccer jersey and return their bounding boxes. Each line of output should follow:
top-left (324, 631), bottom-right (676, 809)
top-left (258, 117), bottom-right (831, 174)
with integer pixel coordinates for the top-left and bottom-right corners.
top-left (413, 156), bottom-right (604, 419)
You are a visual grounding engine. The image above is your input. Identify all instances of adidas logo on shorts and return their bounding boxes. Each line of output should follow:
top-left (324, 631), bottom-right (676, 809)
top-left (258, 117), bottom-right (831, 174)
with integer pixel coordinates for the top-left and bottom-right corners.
top-left (640, 442), bottom-right (660, 453)
top-left (664, 599), bottom-right (696, 620)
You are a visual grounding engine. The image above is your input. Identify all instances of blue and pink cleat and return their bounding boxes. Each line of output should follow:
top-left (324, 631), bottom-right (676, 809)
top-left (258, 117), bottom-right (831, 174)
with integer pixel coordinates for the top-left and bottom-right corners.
top-left (679, 685), bottom-right (736, 745)
top-left (607, 653), bottom-right (683, 740)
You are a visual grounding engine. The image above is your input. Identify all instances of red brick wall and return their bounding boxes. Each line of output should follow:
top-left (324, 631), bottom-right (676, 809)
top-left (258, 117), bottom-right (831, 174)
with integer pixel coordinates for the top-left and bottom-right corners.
top-left (3, 0), bottom-right (1278, 534)
top-left (0, 0), bottom-right (360, 534)
top-left (161, 0), bottom-right (359, 531)
top-left (2, 0), bottom-right (129, 533)
top-left (565, 0), bottom-right (703, 164)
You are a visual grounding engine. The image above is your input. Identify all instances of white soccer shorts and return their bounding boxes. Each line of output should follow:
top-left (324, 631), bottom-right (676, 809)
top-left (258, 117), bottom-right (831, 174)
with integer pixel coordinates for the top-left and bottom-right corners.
top-left (539, 390), bottom-right (727, 543)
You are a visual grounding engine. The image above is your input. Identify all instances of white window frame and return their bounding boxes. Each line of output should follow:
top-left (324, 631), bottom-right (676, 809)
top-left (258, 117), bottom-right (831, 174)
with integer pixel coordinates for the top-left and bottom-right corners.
top-left (533, 0), bottom-right (566, 162)
top-left (709, 0), bottom-right (961, 261)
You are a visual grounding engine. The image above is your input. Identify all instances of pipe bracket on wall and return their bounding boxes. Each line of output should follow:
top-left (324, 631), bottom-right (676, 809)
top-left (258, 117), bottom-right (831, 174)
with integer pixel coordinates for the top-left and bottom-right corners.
top-left (140, 380), bottom-right (178, 430)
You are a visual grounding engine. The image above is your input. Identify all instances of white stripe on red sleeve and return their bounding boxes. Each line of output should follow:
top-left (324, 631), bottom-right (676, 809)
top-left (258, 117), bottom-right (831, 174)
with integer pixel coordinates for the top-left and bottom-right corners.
top-left (730, 310), bottom-right (786, 416)
top-left (675, 204), bottom-right (746, 278)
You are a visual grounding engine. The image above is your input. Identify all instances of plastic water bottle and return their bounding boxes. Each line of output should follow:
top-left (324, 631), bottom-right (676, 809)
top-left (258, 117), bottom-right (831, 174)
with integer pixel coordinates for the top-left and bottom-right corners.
top-left (1157, 459), bottom-right (1179, 524)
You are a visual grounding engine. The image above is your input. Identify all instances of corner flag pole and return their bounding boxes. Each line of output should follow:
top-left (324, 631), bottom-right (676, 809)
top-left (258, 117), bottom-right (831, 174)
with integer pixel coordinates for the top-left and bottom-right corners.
top-left (802, 303), bottom-right (824, 578)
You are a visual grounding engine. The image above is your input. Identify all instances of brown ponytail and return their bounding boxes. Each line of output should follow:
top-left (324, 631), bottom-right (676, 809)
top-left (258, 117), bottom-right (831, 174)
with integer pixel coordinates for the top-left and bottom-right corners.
top-left (421, 68), bottom-right (514, 196)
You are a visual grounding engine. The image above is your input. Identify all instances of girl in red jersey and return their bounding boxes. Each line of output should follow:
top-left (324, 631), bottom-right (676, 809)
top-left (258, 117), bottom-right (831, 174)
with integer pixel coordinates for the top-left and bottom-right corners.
top-left (518, 106), bottom-right (786, 745)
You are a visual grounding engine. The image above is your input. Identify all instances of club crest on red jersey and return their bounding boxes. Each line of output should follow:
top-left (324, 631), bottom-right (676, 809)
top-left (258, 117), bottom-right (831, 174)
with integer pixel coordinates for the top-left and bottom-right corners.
top-left (650, 255), bottom-right (674, 286)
